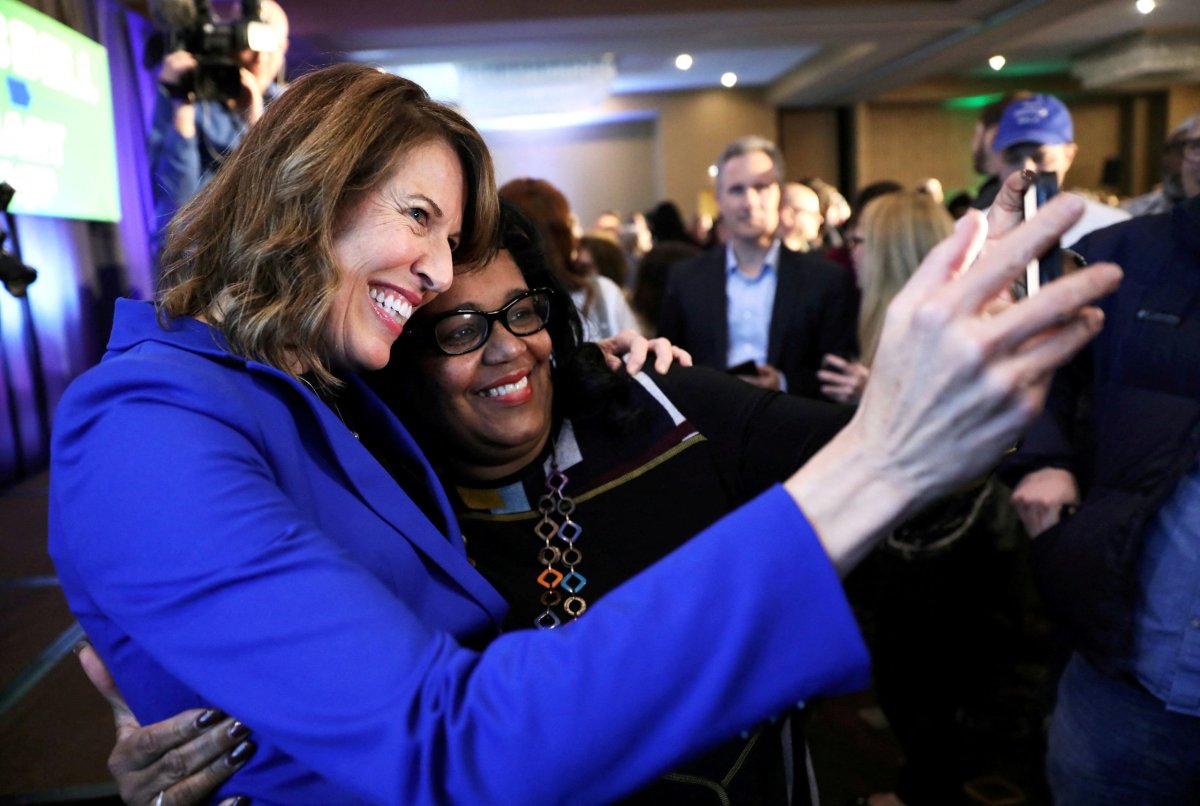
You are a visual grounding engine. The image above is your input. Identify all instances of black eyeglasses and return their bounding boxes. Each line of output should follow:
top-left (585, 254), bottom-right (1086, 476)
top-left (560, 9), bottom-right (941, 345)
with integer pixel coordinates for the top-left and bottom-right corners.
top-left (1180, 138), bottom-right (1200, 162)
top-left (412, 288), bottom-right (552, 356)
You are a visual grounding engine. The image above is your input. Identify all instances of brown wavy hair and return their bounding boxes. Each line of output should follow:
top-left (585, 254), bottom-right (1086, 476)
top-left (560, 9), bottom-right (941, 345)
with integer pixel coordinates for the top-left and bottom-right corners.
top-left (158, 63), bottom-right (498, 390)
top-left (497, 178), bottom-right (580, 288)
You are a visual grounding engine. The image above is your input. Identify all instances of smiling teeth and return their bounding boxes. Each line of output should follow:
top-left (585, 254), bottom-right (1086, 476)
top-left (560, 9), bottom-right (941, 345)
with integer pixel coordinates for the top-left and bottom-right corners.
top-left (369, 287), bottom-right (413, 323)
top-left (481, 376), bottom-right (529, 397)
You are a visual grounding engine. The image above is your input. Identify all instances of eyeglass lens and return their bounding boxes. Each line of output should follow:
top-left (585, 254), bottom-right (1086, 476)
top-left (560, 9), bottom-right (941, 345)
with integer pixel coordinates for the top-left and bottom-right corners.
top-left (433, 291), bottom-right (550, 354)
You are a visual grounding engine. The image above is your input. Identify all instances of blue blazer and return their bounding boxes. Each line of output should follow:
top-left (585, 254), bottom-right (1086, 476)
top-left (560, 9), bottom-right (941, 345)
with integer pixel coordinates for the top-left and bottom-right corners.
top-left (50, 300), bottom-right (869, 804)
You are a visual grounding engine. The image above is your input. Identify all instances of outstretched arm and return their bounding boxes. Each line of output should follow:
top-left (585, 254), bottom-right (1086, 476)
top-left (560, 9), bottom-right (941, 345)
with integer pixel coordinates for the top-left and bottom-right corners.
top-left (786, 192), bottom-right (1119, 573)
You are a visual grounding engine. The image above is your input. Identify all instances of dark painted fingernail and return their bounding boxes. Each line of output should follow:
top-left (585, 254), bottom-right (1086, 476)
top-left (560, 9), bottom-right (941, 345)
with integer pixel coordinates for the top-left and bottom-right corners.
top-left (226, 740), bottom-right (256, 767)
top-left (1021, 168), bottom-right (1036, 183)
top-left (227, 720), bottom-right (250, 740)
top-left (71, 639), bottom-right (91, 655)
top-left (195, 708), bottom-right (224, 728)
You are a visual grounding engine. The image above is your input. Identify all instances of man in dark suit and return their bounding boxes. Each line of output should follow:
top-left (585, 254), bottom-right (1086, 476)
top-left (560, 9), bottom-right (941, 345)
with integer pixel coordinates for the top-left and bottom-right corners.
top-left (659, 136), bottom-right (857, 398)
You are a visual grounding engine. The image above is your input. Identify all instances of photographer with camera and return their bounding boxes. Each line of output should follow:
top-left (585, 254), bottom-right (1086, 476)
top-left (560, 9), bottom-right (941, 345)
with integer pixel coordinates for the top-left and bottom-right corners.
top-left (147, 0), bottom-right (289, 255)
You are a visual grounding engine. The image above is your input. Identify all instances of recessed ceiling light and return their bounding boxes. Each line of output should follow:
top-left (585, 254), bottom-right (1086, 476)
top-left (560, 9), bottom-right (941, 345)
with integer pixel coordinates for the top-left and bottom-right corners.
top-left (720, 72), bottom-right (738, 88)
top-left (675, 54), bottom-right (693, 71)
top-left (1136, 0), bottom-right (1156, 14)
top-left (988, 54), bottom-right (1007, 71)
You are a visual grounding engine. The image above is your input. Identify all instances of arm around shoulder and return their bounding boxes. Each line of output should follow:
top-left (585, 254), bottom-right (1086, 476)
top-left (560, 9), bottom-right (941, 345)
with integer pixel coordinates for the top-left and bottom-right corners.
top-left (50, 355), bottom-right (870, 804)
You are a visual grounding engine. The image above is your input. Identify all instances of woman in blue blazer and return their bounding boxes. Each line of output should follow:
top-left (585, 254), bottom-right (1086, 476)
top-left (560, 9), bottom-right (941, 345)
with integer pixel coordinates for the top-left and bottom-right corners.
top-left (50, 63), bottom-right (1121, 805)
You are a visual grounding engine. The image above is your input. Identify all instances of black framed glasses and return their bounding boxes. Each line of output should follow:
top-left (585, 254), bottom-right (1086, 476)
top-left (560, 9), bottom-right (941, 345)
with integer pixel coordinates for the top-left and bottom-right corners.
top-left (413, 288), bottom-right (552, 356)
top-left (1180, 137), bottom-right (1200, 162)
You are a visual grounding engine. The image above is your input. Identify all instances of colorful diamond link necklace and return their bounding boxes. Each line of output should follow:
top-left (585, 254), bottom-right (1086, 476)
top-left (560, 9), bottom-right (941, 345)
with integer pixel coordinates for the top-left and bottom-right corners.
top-left (533, 447), bottom-right (587, 629)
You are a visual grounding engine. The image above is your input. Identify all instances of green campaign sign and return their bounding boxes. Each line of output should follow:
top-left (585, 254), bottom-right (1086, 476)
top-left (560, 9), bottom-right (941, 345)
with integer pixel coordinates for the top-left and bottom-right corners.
top-left (0, 0), bottom-right (120, 221)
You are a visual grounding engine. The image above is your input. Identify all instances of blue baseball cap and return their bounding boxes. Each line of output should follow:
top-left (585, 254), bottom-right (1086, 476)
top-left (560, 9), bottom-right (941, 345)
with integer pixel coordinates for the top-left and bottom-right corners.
top-left (992, 94), bottom-right (1074, 152)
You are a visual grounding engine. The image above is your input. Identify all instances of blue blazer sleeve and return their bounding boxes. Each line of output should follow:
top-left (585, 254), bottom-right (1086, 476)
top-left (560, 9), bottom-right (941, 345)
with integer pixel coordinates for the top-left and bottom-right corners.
top-left (51, 352), bottom-right (868, 805)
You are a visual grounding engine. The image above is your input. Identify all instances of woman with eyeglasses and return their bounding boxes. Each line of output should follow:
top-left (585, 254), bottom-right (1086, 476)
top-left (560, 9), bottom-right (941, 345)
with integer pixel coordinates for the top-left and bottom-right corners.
top-left (89, 200), bottom-right (852, 804)
top-left (53, 62), bottom-right (1120, 805)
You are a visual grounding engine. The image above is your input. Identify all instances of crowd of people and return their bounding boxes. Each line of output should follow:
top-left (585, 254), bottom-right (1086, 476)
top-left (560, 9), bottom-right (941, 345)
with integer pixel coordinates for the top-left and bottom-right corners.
top-left (53, 3), bottom-right (1200, 803)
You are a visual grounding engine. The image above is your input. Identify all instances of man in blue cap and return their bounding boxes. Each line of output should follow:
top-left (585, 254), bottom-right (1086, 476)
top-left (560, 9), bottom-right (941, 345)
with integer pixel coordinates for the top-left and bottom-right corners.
top-left (991, 93), bottom-right (1127, 248)
top-left (1005, 111), bottom-right (1200, 803)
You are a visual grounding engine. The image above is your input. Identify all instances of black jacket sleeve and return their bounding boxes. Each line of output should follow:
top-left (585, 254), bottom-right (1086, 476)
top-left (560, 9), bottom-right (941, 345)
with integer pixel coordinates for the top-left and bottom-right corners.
top-left (647, 364), bottom-right (853, 502)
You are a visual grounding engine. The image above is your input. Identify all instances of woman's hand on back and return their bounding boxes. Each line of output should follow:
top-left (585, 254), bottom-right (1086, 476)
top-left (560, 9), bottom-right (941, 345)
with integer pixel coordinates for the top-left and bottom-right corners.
top-left (817, 355), bottom-right (869, 404)
top-left (75, 641), bottom-right (253, 806)
top-left (597, 330), bottom-right (693, 374)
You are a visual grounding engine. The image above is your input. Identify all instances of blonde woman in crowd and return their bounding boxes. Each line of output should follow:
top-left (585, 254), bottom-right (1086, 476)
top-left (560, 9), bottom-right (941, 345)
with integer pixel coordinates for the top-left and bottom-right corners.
top-left (818, 190), bottom-right (954, 403)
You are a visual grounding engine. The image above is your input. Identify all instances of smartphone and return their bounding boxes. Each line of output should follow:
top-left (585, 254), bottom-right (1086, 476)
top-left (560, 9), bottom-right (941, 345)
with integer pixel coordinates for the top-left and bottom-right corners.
top-left (726, 359), bottom-right (757, 376)
top-left (1020, 171), bottom-right (1061, 298)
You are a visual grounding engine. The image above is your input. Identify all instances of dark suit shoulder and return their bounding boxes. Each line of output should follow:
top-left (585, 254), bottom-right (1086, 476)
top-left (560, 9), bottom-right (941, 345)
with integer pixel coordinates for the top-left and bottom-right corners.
top-left (669, 246), bottom-right (725, 278)
top-left (663, 247), bottom-right (726, 303)
top-left (779, 248), bottom-right (851, 280)
top-left (1073, 211), bottom-right (1173, 266)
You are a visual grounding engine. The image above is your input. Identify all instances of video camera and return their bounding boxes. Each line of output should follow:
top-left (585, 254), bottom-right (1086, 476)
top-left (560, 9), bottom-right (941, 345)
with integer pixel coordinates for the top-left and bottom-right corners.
top-left (0, 183), bottom-right (37, 298)
top-left (148, 0), bottom-right (280, 102)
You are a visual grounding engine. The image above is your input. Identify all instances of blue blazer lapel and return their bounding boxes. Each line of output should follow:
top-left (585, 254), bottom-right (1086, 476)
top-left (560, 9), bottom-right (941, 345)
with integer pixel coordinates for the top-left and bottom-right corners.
top-left (259, 365), bottom-right (508, 625)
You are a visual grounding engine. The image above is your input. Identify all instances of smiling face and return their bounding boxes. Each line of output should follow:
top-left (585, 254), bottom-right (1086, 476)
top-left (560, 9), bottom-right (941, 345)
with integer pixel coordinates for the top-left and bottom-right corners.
top-left (410, 251), bottom-right (555, 481)
top-left (324, 139), bottom-right (464, 374)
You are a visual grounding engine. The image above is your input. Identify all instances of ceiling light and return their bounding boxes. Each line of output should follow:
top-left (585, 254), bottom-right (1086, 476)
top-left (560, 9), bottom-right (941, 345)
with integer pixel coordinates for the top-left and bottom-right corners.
top-left (988, 54), bottom-right (1007, 71)
top-left (720, 72), bottom-right (738, 88)
top-left (707, 164), bottom-right (718, 178)
top-left (1136, 0), bottom-right (1156, 13)
top-left (675, 54), bottom-right (693, 71)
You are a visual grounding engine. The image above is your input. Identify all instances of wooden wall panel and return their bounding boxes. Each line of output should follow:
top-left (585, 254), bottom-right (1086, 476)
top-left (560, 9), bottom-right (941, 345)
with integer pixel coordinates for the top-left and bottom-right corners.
top-left (855, 103), bottom-right (980, 198)
top-left (778, 108), bottom-right (840, 187)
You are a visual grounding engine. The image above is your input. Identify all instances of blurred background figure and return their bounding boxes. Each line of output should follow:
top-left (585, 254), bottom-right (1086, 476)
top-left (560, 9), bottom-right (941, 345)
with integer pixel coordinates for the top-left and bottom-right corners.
top-left (970, 91), bottom-right (1033, 210)
top-left (990, 93), bottom-right (1128, 247)
top-left (659, 135), bottom-right (858, 398)
top-left (805, 177), bottom-right (851, 248)
top-left (689, 211), bottom-right (714, 247)
top-left (147, 0), bottom-right (290, 254)
top-left (578, 234), bottom-right (630, 289)
top-left (916, 177), bottom-right (944, 204)
top-left (646, 200), bottom-right (700, 247)
top-left (1120, 114), bottom-right (1199, 217)
top-left (819, 190), bottom-right (953, 405)
top-left (631, 241), bottom-right (702, 335)
top-left (501, 178), bottom-right (641, 339)
top-left (591, 209), bottom-right (624, 240)
top-left (824, 180), bottom-right (902, 273)
top-left (778, 181), bottom-right (824, 252)
top-left (946, 191), bottom-right (975, 219)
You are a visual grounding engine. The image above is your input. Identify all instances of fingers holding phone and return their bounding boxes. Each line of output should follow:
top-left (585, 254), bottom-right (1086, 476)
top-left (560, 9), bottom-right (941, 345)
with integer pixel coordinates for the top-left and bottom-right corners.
top-left (727, 360), bottom-right (783, 390)
top-left (818, 354), bottom-right (869, 404)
